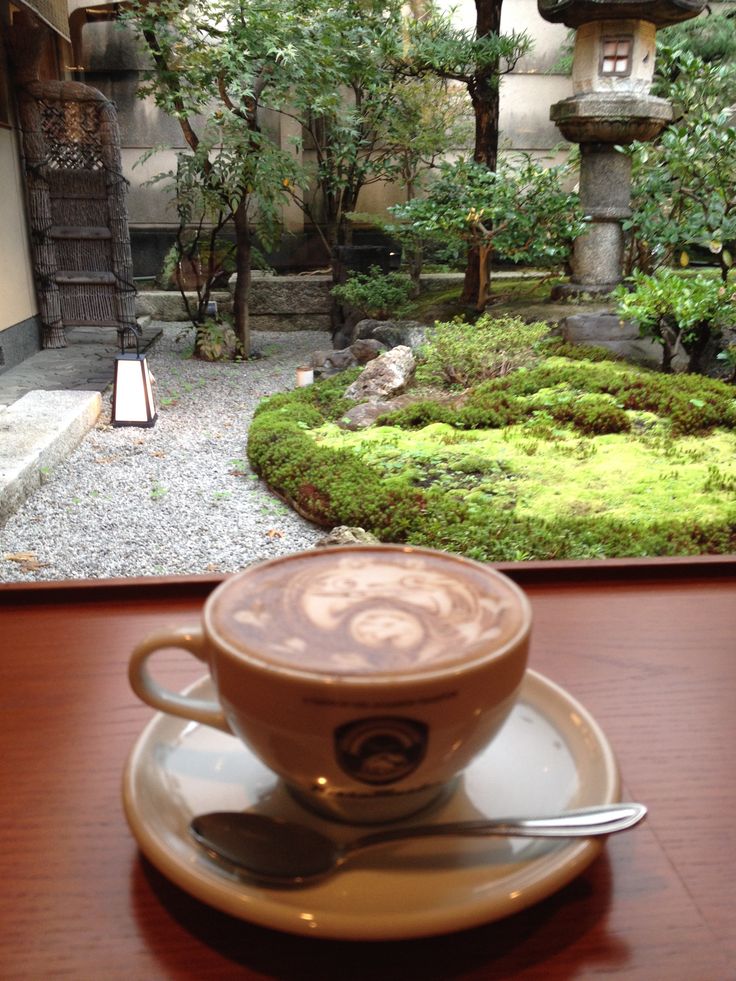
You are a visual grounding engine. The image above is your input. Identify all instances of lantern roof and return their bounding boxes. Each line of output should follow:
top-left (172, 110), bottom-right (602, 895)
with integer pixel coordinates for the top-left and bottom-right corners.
top-left (538, 0), bottom-right (707, 28)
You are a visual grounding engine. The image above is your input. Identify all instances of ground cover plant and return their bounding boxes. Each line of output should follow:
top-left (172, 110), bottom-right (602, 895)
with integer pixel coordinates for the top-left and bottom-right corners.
top-left (247, 319), bottom-right (736, 561)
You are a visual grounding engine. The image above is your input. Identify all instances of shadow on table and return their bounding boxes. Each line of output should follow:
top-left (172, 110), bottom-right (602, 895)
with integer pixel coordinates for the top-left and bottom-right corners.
top-left (131, 849), bottom-right (628, 980)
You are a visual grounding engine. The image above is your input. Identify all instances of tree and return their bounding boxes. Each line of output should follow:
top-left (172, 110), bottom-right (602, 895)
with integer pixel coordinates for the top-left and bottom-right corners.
top-left (276, 0), bottom-right (408, 259)
top-left (614, 268), bottom-right (736, 374)
top-left (390, 156), bottom-right (583, 309)
top-left (405, 2), bottom-right (532, 302)
top-left (144, 149), bottom-right (235, 331)
top-left (123, 0), bottom-right (302, 357)
top-left (624, 8), bottom-right (736, 281)
top-left (347, 75), bottom-right (471, 292)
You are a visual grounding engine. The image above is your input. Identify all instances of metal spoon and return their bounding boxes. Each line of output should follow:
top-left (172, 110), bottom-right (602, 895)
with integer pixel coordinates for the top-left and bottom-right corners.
top-left (189, 802), bottom-right (647, 886)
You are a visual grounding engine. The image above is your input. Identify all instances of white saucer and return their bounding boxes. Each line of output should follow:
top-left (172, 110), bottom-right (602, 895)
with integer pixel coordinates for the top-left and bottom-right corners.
top-left (123, 669), bottom-right (619, 941)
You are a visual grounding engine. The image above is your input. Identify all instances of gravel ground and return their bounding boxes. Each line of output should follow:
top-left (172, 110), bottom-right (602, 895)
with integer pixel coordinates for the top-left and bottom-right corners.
top-left (0, 325), bottom-right (332, 582)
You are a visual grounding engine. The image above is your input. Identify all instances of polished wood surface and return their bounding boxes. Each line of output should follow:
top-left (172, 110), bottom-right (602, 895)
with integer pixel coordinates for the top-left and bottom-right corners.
top-left (1, 559), bottom-right (734, 980)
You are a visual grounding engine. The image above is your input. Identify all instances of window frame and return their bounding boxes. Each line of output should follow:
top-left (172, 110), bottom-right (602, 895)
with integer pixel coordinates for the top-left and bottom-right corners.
top-left (599, 35), bottom-right (634, 79)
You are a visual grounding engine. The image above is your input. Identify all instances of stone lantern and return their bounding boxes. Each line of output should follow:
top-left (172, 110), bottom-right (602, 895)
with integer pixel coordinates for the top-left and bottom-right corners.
top-left (538, 0), bottom-right (706, 297)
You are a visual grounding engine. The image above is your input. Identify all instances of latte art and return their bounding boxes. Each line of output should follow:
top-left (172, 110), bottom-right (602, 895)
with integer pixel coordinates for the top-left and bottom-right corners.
top-left (210, 548), bottom-right (526, 675)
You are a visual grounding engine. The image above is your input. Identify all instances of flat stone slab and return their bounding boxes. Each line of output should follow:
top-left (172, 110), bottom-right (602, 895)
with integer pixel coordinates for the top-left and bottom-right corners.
top-left (0, 390), bottom-right (102, 526)
top-left (563, 311), bottom-right (687, 369)
top-left (0, 324), bottom-right (161, 409)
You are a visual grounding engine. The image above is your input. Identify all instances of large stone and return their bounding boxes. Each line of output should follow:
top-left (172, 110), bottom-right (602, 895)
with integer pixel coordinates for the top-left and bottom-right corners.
top-left (538, 1), bottom-right (707, 30)
top-left (250, 314), bottom-right (331, 332)
top-left (350, 338), bottom-right (385, 363)
top-left (571, 222), bottom-right (625, 289)
top-left (550, 92), bottom-right (672, 144)
top-left (310, 348), bottom-right (358, 377)
top-left (231, 274), bottom-right (333, 314)
top-left (135, 291), bottom-right (232, 321)
top-left (344, 346), bottom-right (415, 401)
top-left (0, 390), bottom-right (102, 526)
top-left (310, 339), bottom-right (385, 378)
top-left (356, 320), bottom-right (428, 351)
top-left (337, 398), bottom-right (407, 430)
top-left (563, 312), bottom-right (688, 369)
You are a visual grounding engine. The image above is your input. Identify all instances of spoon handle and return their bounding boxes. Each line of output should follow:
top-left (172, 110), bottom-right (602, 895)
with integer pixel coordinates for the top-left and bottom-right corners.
top-left (351, 803), bottom-right (647, 850)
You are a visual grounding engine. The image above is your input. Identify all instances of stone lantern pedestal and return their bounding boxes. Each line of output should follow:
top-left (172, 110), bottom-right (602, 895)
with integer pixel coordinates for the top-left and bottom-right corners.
top-left (538, 0), bottom-right (706, 297)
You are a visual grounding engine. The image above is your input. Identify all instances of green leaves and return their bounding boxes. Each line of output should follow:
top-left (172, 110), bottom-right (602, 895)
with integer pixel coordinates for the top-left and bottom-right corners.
top-left (627, 16), bottom-right (736, 280)
top-left (389, 155), bottom-right (583, 270)
top-left (331, 267), bottom-right (413, 319)
top-left (613, 268), bottom-right (736, 372)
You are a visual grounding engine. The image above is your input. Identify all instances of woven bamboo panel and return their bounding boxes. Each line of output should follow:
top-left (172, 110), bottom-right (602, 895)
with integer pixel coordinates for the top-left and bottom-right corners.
top-left (17, 80), bottom-right (137, 348)
top-left (59, 284), bottom-right (118, 325)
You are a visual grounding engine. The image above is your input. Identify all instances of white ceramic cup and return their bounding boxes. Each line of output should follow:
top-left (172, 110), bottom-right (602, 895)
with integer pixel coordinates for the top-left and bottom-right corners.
top-left (129, 544), bottom-right (532, 823)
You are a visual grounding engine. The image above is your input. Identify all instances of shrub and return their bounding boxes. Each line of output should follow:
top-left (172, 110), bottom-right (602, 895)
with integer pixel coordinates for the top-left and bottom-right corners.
top-left (416, 314), bottom-right (551, 388)
top-left (376, 401), bottom-right (455, 428)
top-left (254, 368), bottom-right (361, 423)
top-left (550, 394), bottom-right (632, 435)
top-left (613, 268), bottom-right (736, 373)
top-left (540, 338), bottom-right (622, 363)
top-left (330, 267), bottom-right (413, 320)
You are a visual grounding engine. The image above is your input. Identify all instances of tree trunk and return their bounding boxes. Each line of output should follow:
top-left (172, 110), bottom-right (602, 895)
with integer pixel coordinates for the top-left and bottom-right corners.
top-left (660, 316), bottom-right (681, 374)
top-left (232, 200), bottom-right (252, 358)
top-left (462, 0), bottom-right (503, 307)
top-left (685, 321), bottom-right (714, 374)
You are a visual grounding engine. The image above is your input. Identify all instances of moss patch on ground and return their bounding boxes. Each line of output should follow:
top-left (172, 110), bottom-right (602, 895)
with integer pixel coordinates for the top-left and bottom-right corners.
top-left (247, 344), bottom-right (736, 561)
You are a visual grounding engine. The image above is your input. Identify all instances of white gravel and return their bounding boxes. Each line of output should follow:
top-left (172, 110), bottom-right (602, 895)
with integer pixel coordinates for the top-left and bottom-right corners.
top-left (0, 325), bottom-right (331, 582)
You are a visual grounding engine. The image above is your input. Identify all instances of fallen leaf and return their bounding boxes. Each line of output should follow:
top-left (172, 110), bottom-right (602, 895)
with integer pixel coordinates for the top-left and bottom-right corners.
top-left (228, 468), bottom-right (248, 477)
top-left (266, 529), bottom-right (284, 539)
top-left (5, 552), bottom-right (50, 572)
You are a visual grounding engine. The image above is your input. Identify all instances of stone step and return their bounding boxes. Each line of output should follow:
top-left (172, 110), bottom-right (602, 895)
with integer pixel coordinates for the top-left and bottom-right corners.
top-left (0, 390), bottom-right (101, 527)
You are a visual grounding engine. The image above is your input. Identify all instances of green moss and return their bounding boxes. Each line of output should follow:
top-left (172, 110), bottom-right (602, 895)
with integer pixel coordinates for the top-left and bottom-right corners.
top-left (247, 349), bottom-right (736, 560)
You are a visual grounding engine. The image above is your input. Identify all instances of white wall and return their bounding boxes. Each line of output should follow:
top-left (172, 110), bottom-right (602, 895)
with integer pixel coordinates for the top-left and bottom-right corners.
top-left (0, 128), bottom-right (37, 333)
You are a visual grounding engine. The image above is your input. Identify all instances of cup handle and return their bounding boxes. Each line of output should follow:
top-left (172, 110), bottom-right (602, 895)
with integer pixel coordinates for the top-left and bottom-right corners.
top-left (129, 626), bottom-right (234, 734)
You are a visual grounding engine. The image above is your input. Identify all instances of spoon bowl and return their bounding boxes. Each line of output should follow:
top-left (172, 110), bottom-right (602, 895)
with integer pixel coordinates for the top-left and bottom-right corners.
top-left (190, 802), bottom-right (647, 887)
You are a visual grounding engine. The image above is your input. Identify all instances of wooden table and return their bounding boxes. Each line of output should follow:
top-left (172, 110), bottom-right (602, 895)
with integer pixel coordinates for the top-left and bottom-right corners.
top-left (1, 557), bottom-right (734, 980)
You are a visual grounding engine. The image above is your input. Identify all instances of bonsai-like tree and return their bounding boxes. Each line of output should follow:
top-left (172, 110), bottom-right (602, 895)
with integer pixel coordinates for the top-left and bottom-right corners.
top-left (390, 156), bottom-right (583, 309)
top-left (404, 1), bottom-right (532, 302)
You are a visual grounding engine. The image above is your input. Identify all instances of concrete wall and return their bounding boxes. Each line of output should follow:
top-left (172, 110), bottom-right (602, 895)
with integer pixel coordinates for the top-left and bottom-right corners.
top-left (0, 111), bottom-right (42, 371)
top-left (0, 128), bottom-right (37, 332)
top-left (498, 0), bottom-right (572, 158)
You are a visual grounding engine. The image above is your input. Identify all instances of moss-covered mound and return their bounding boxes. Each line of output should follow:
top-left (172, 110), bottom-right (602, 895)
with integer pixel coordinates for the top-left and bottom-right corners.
top-left (247, 342), bottom-right (736, 561)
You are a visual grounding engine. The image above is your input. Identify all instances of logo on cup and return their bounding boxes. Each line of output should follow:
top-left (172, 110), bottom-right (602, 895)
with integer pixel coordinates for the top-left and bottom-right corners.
top-left (334, 716), bottom-right (428, 785)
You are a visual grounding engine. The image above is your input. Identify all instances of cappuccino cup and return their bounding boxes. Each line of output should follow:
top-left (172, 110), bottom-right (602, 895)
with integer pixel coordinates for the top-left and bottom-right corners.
top-left (129, 544), bottom-right (532, 823)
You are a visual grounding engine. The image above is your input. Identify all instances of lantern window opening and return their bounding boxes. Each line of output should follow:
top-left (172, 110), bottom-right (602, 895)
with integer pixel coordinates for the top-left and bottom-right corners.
top-left (600, 36), bottom-right (633, 78)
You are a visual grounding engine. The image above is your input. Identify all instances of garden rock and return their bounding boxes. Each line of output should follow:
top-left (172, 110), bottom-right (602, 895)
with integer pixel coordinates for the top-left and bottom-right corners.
top-left (315, 526), bottom-right (381, 547)
top-left (563, 312), bottom-right (688, 370)
top-left (356, 320), bottom-right (428, 351)
top-left (337, 398), bottom-right (407, 431)
top-left (309, 348), bottom-right (357, 376)
top-left (350, 338), bottom-right (385, 362)
top-left (309, 338), bottom-right (385, 378)
top-left (344, 346), bottom-right (415, 402)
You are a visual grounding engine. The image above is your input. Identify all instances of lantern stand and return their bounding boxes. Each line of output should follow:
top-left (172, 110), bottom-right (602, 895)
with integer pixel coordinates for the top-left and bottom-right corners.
top-left (111, 329), bottom-right (157, 428)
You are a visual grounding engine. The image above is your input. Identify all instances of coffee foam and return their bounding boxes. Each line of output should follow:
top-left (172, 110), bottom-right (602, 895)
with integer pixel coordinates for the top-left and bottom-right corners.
top-left (210, 548), bottom-right (527, 676)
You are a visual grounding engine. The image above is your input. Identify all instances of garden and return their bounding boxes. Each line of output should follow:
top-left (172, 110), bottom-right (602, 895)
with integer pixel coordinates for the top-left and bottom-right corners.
top-left (123, 1), bottom-right (736, 562)
top-left (247, 318), bottom-right (736, 561)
